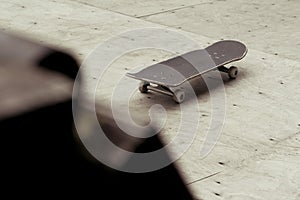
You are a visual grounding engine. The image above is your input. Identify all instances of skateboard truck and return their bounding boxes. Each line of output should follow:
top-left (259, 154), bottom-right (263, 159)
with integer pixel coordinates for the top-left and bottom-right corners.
top-left (139, 81), bottom-right (185, 103)
top-left (217, 65), bottom-right (238, 79)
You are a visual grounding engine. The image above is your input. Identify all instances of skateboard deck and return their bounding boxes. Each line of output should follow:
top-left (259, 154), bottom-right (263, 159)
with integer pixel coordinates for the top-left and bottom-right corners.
top-left (126, 40), bottom-right (247, 103)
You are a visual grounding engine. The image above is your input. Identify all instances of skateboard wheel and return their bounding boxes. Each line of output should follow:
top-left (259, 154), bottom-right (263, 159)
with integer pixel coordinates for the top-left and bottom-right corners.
top-left (228, 66), bottom-right (238, 79)
top-left (173, 90), bottom-right (185, 104)
top-left (139, 81), bottom-right (150, 93)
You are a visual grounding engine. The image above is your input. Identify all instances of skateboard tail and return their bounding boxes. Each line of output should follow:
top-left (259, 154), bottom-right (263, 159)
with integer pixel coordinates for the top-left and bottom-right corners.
top-left (126, 72), bottom-right (182, 87)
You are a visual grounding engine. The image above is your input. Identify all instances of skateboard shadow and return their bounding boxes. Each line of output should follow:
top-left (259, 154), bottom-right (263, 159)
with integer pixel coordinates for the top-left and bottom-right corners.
top-left (180, 68), bottom-right (247, 104)
top-left (134, 68), bottom-right (247, 110)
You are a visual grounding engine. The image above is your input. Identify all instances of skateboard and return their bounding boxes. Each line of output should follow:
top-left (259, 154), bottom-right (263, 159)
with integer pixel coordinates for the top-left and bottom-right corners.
top-left (126, 40), bottom-right (247, 103)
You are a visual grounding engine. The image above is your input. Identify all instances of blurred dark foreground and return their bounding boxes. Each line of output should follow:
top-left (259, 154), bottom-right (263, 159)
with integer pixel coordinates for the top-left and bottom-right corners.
top-left (0, 32), bottom-right (194, 199)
